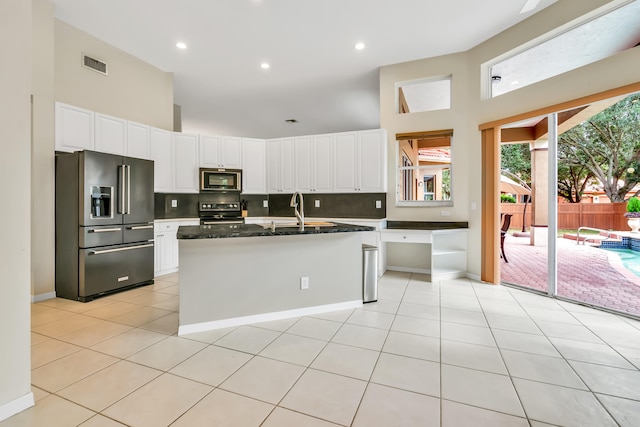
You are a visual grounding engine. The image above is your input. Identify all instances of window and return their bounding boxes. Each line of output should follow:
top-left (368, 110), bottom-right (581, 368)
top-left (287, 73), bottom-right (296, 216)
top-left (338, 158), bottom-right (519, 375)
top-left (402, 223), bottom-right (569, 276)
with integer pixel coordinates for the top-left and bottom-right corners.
top-left (396, 129), bottom-right (453, 206)
top-left (396, 76), bottom-right (452, 114)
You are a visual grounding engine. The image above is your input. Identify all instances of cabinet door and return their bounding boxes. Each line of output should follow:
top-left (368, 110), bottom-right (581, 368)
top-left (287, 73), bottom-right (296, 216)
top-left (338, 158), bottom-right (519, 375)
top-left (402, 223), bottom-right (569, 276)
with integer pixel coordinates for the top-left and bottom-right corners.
top-left (333, 132), bottom-right (358, 192)
top-left (294, 136), bottom-right (314, 192)
top-left (127, 121), bottom-right (150, 160)
top-left (173, 133), bottom-right (199, 193)
top-left (154, 233), bottom-right (163, 274)
top-left (358, 129), bottom-right (387, 192)
top-left (266, 139), bottom-right (281, 193)
top-left (314, 134), bottom-right (334, 192)
top-left (149, 127), bottom-right (173, 192)
top-left (94, 113), bottom-right (127, 155)
top-left (221, 136), bottom-right (242, 168)
top-left (242, 138), bottom-right (266, 194)
top-left (199, 135), bottom-right (221, 167)
top-left (280, 137), bottom-right (295, 193)
top-left (55, 102), bottom-right (94, 152)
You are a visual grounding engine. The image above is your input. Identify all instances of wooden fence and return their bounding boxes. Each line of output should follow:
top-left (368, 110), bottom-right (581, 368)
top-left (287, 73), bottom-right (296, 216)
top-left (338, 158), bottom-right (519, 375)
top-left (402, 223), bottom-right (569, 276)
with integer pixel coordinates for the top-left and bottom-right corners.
top-left (500, 202), bottom-right (628, 231)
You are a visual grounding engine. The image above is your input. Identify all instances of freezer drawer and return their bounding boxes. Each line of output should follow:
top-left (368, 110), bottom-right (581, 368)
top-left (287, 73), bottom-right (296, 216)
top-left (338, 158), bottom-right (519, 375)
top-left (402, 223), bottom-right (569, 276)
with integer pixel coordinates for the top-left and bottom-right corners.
top-left (79, 225), bottom-right (123, 248)
top-left (123, 222), bottom-right (154, 243)
top-left (79, 242), bottom-right (154, 300)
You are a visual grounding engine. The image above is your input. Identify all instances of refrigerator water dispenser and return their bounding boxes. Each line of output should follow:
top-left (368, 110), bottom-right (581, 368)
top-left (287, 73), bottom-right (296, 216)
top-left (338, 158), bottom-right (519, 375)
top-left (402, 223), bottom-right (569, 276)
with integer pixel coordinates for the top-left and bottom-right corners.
top-left (90, 185), bottom-right (113, 218)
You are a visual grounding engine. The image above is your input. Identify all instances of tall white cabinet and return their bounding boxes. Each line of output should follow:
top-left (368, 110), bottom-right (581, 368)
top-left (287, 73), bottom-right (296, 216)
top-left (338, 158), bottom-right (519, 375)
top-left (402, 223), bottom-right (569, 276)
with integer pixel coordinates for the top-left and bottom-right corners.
top-left (334, 129), bottom-right (387, 193)
top-left (150, 127), bottom-right (173, 192)
top-left (267, 137), bottom-right (295, 193)
top-left (55, 102), bottom-right (94, 152)
top-left (172, 133), bottom-right (199, 193)
top-left (295, 134), bottom-right (333, 193)
top-left (242, 138), bottom-right (267, 194)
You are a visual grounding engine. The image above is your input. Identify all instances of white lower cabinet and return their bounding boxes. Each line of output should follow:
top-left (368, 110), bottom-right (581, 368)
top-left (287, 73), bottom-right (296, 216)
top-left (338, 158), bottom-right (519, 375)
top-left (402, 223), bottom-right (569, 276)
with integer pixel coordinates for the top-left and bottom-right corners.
top-left (154, 220), bottom-right (199, 276)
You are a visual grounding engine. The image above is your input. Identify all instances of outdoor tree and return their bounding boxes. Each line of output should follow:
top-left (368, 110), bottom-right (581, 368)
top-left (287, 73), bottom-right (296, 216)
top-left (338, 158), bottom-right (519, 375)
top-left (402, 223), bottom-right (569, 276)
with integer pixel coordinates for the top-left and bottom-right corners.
top-left (501, 143), bottom-right (531, 185)
top-left (558, 93), bottom-right (640, 202)
top-left (557, 147), bottom-right (594, 203)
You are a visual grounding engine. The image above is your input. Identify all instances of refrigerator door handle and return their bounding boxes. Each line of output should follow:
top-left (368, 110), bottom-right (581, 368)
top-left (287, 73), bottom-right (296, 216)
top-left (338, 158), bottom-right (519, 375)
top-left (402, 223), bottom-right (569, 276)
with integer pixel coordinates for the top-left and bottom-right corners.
top-left (88, 227), bottom-right (122, 233)
top-left (89, 243), bottom-right (154, 255)
top-left (126, 164), bottom-right (131, 214)
top-left (119, 164), bottom-right (126, 214)
top-left (127, 225), bottom-right (154, 230)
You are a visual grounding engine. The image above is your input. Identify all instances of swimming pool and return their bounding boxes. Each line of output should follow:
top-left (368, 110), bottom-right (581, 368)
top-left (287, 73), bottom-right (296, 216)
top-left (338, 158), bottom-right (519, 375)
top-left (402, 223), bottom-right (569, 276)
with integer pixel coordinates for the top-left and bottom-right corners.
top-left (602, 248), bottom-right (640, 277)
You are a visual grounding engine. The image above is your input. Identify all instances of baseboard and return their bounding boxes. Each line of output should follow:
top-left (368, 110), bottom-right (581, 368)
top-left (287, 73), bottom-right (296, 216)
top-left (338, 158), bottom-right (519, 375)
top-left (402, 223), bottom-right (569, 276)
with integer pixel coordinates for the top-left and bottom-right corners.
top-left (467, 273), bottom-right (481, 282)
top-left (386, 266), bottom-right (431, 274)
top-left (178, 300), bottom-right (363, 336)
top-left (0, 392), bottom-right (34, 422)
top-left (32, 291), bottom-right (56, 303)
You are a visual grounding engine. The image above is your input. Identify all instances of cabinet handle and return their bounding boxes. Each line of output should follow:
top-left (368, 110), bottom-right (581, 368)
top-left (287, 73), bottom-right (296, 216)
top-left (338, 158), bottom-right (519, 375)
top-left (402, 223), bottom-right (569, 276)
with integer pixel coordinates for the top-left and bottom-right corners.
top-left (89, 227), bottom-right (122, 233)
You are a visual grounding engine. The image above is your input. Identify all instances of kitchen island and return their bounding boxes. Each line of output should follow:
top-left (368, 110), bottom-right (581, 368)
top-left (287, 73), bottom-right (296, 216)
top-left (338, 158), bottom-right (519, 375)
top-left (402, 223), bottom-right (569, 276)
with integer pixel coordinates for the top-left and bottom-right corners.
top-left (176, 222), bottom-right (374, 335)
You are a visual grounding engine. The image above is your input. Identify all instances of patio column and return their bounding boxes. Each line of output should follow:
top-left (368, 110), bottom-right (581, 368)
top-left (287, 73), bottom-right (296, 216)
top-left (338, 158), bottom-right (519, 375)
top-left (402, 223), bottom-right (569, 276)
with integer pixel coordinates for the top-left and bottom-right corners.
top-left (530, 139), bottom-right (549, 246)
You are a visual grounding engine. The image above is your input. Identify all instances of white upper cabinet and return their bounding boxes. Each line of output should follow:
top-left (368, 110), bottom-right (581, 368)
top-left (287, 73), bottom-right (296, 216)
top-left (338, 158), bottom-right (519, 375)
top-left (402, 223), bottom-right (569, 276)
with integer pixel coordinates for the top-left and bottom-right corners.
top-left (149, 127), bottom-right (173, 193)
top-left (334, 129), bottom-right (387, 193)
top-left (267, 137), bottom-right (295, 193)
top-left (55, 102), bottom-right (94, 152)
top-left (242, 138), bottom-right (266, 194)
top-left (172, 133), bottom-right (199, 193)
top-left (294, 134), bottom-right (333, 192)
top-left (126, 121), bottom-right (150, 160)
top-left (200, 135), bottom-right (242, 169)
top-left (94, 113), bottom-right (127, 155)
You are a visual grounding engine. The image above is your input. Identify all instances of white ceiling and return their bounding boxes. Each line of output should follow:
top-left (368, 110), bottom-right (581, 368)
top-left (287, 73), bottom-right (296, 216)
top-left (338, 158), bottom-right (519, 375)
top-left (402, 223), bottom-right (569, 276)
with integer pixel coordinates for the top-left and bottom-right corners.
top-left (50, 0), bottom-right (558, 138)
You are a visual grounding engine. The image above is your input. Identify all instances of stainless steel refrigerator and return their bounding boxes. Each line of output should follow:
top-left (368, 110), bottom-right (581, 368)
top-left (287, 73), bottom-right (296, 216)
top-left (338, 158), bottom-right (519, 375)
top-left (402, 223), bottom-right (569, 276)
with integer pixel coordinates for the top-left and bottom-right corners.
top-left (56, 150), bottom-right (155, 301)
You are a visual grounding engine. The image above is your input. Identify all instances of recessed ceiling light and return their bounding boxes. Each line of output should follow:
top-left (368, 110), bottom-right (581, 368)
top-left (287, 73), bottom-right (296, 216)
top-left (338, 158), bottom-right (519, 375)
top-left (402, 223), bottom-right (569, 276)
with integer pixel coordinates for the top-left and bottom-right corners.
top-left (511, 80), bottom-right (520, 85)
top-left (491, 75), bottom-right (502, 83)
top-left (176, 42), bottom-right (187, 49)
top-left (355, 42), bottom-right (365, 50)
top-left (260, 62), bottom-right (270, 69)
top-left (285, 119), bottom-right (298, 123)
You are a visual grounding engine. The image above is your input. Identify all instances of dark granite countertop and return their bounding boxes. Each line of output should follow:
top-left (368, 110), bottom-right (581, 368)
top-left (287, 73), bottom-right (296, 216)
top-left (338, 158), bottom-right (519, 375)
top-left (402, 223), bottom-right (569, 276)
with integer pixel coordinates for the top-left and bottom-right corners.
top-left (386, 221), bottom-right (468, 230)
top-left (177, 222), bottom-right (374, 239)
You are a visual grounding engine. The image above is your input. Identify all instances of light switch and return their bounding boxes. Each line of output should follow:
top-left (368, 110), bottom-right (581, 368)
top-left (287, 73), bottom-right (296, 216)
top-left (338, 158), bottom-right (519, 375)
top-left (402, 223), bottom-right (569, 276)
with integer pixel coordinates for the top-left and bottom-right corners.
top-left (471, 201), bottom-right (477, 211)
top-left (375, 200), bottom-right (382, 209)
top-left (263, 200), bottom-right (269, 208)
top-left (315, 200), bottom-right (320, 208)
top-left (171, 199), bottom-right (178, 208)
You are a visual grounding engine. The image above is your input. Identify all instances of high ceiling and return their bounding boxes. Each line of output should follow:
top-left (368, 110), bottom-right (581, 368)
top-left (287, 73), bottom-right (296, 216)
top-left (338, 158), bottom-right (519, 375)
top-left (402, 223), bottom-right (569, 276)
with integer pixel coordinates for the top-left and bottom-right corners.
top-left (51, 0), bottom-right (558, 138)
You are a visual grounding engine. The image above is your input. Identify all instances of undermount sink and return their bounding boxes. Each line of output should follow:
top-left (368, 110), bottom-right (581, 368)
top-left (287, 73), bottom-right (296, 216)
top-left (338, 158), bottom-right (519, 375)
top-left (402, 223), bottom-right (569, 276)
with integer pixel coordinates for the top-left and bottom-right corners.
top-left (260, 221), bottom-right (336, 229)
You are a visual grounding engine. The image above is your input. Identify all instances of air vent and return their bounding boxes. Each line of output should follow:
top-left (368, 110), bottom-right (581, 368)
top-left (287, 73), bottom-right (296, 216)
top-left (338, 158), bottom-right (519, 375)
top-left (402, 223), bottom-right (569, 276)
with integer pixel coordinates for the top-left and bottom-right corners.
top-left (82, 54), bottom-right (108, 75)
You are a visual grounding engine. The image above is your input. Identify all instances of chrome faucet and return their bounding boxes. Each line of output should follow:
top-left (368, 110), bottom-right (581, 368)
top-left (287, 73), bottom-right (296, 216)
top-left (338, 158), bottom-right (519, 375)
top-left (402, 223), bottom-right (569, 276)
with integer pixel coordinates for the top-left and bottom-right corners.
top-left (290, 191), bottom-right (305, 231)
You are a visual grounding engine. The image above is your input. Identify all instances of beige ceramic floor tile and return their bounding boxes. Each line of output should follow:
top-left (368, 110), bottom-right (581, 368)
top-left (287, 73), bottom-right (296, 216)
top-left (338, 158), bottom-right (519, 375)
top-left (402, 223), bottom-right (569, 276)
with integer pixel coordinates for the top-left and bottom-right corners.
top-left (102, 373), bottom-right (212, 427)
top-left (441, 399), bottom-right (529, 427)
top-left (346, 309), bottom-right (395, 329)
top-left (125, 291), bottom-right (175, 307)
top-left (501, 349), bottom-right (587, 389)
top-left (550, 336), bottom-right (635, 369)
top-left (126, 336), bottom-right (207, 371)
top-left (220, 356), bottom-right (305, 404)
top-left (31, 386), bottom-right (50, 402)
top-left (31, 306), bottom-right (75, 327)
top-left (311, 342), bottom-right (379, 380)
top-left (596, 394), bottom-right (640, 427)
top-left (360, 299), bottom-right (400, 314)
top-left (441, 340), bottom-right (508, 375)
top-left (331, 323), bottom-right (388, 351)
top-left (441, 364), bottom-right (525, 417)
top-left (286, 317), bottom-right (342, 341)
top-left (32, 313), bottom-right (102, 338)
top-left (82, 301), bottom-right (142, 320)
top-left (259, 333), bottom-right (327, 366)
top-left (169, 345), bottom-right (252, 386)
top-left (172, 388), bottom-right (273, 427)
top-left (214, 325), bottom-right (280, 354)
top-left (31, 332), bottom-right (50, 346)
top-left (382, 331), bottom-right (440, 362)
top-left (441, 322), bottom-right (496, 347)
top-left (180, 326), bottom-right (238, 344)
top-left (31, 349), bottom-right (118, 392)
top-left (570, 361), bottom-right (640, 401)
top-left (370, 352), bottom-right (440, 397)
top-left (78, 414), bottom-right (128, 426)
top-left (391, 314), bottom-right (440, 338)
top-left (261, 407), bottom-right (341, 427)
top-left (150, 295), bottom-right (180, 311)
top-left (56, 320), bottom-right (132, 348)
top-left (0, 395), bottom-right (94, 427)
top-left (139, 312), bottom-right (179, 335)
top-left (396, 302), bottom-right (440, 321)
top-left (309, 308), bottom-right (354, 323)
top-left (90, 327), bottom-right (167, 358)
top-left (31, 339), bottom-right (82, 369)
top-left (352, 383), bottom-right (440, 427)
top-left (251, 317), bottom-right (299, 332)
top-left (109, 306), bottom-right (173, 327)
top-left (281, 369), bottom-right (367, 426)
top-left (57, 360), bottom-right (161, 411)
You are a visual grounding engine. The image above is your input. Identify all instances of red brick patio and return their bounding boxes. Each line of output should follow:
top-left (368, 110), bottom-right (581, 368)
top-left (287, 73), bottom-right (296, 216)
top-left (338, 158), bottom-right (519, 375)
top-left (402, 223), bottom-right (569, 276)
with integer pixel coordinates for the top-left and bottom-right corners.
top-left (500, 234), bottom-right (640, 317)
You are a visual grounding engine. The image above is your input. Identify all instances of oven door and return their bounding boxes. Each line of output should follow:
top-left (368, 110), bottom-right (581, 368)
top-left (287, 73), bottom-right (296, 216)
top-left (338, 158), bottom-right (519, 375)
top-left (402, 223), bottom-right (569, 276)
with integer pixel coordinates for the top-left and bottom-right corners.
top-left (200, 169), bottom-right (242, 192)
top-left (200, 217), bottom-right (244, 225)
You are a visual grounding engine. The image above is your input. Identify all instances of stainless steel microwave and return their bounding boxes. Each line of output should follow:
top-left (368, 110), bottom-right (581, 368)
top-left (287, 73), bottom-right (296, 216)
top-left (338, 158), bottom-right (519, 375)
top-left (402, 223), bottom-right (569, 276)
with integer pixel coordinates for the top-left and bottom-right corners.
top-left (200, 168), bottom-right (242, 192)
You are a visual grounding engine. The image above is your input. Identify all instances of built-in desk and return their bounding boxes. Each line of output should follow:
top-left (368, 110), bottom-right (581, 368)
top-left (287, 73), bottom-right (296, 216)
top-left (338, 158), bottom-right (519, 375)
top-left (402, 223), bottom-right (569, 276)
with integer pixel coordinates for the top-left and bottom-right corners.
top-left (381, 222), bottom-right (468, 282)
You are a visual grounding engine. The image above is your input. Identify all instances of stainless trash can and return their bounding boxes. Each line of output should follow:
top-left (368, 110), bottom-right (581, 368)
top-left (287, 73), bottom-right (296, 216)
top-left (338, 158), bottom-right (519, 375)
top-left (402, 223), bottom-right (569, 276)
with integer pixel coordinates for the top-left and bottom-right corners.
top-left (362, 244), bottom-right (378, 303)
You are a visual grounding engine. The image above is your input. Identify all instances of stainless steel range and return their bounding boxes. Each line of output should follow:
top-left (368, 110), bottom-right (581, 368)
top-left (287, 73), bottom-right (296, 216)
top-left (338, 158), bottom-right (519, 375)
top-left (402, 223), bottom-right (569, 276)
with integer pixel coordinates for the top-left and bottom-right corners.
top-left (198, 193), bottom-right (244, 225)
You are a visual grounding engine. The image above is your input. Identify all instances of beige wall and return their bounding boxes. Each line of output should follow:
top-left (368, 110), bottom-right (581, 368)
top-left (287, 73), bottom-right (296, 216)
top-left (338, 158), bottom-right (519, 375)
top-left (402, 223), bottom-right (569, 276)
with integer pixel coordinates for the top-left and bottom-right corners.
top-left (0, 0), bottom-right (34, 418)
top-left (380, 0), bottom-right (640, 277)
top-left (32, 0), bottom-right (55, 300)
top-left (55, 20), bottom-right (174, 130)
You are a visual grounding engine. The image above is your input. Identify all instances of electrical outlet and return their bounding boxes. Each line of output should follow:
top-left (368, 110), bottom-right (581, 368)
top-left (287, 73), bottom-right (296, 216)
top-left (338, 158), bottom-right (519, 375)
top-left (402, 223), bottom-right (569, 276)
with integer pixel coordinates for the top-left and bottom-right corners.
top-left (471, 201), bottom-right (477, 211)
top-left (300, 276), bottom-right (309, 290)
top-left (440, 210), bottom-right (450, 217)
top-left (315, 200), bottom-right (320, 208)
top-left (375, 200), bottom-right (382, 209)
top-left (263, 200), bottom-right (269, 208)
top-left (171, 199), bottom-right (178, 208)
